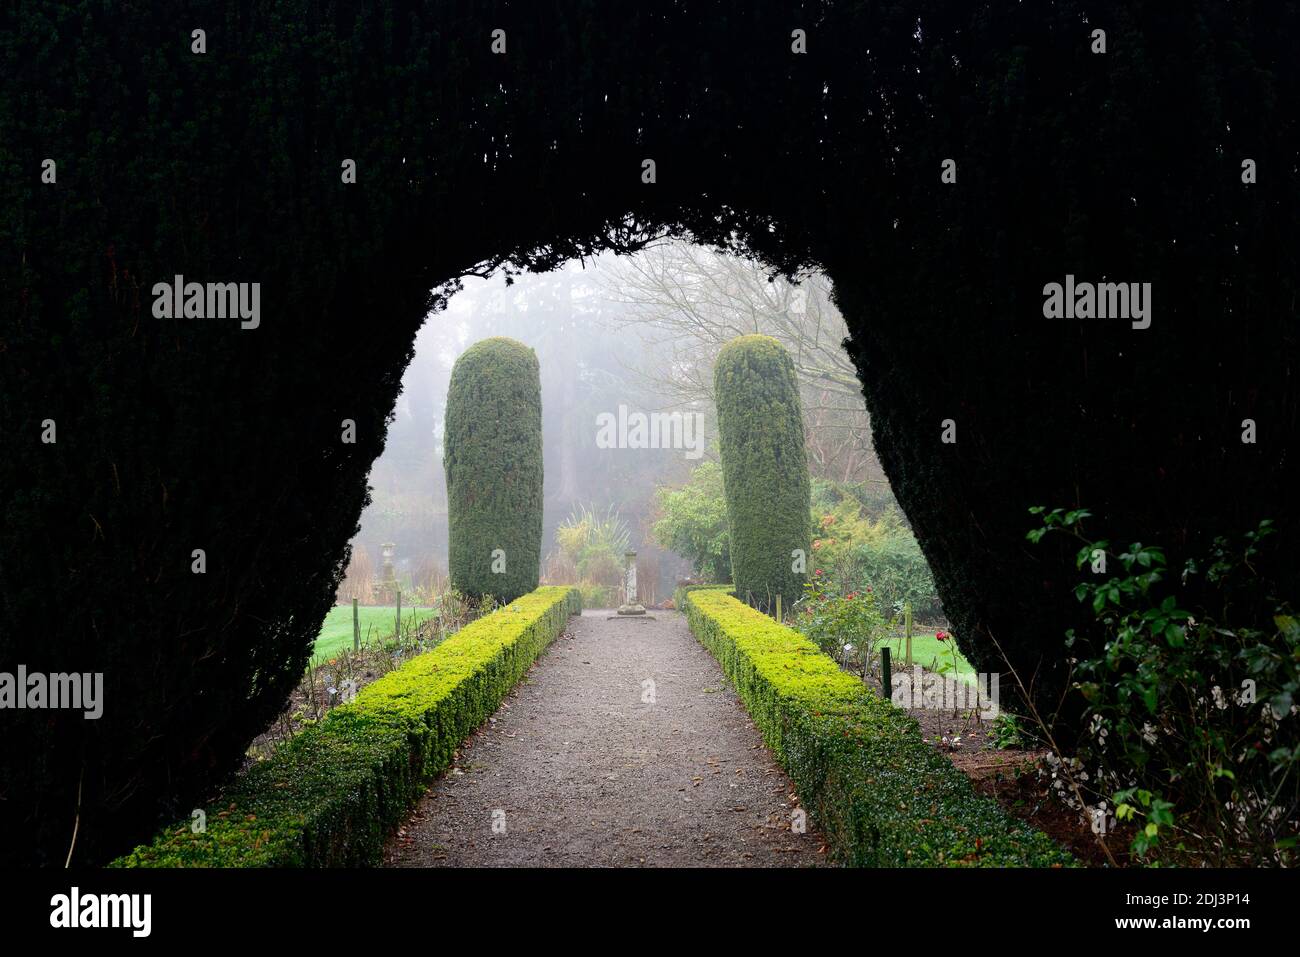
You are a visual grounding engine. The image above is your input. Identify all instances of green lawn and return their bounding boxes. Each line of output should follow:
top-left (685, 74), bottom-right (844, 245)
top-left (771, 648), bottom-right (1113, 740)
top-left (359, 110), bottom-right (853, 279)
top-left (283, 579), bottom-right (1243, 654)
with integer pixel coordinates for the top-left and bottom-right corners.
top-left (311, 604), bottom-right (439, 662)
top-left (880, 628), bottom-right (976, 683)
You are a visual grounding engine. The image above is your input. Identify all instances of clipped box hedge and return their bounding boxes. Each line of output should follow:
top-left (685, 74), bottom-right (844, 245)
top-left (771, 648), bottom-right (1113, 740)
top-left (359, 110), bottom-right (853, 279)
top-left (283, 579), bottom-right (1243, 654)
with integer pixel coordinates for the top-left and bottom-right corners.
top-left (113, 586), bottom-right (581, 867)
top-left (682, 589), bottom-right (1072, 867)
top-left (671, 582), bottom-right (733, 610)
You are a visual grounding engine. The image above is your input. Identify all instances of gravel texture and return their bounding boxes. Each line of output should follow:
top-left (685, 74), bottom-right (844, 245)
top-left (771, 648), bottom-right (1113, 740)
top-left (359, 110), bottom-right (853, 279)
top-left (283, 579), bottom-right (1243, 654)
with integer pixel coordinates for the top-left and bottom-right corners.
top-left (383, 609), bottom-right (824, 867)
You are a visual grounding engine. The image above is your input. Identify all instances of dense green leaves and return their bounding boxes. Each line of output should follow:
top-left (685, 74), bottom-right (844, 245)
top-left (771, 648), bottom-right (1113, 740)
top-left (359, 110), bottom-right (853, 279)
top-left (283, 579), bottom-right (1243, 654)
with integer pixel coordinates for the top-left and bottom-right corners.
top-left (1032, 511), bottom-right (1299, 865)
top-left (652, 461), bottom-right (731, 582)
top-left (445, 338), bottom-right (544, 603)
top-left (683, 588), bottom-right (1072, 867)
top-left (714, 336), bottom-right (811, 613)
top-left (113, 587), bottom-right (580, 867)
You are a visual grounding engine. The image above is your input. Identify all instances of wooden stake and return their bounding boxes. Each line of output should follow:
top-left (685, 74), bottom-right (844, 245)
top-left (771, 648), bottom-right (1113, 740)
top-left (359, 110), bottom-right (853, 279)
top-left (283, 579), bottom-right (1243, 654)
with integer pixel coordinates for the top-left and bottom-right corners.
top-left (904, 601), bottom-right (913, 667)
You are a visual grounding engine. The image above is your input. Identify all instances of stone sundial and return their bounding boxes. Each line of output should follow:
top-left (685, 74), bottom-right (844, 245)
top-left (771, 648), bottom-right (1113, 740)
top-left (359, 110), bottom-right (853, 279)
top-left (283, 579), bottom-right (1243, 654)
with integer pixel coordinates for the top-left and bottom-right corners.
top-left (610, 549), bottom-right (655, 620)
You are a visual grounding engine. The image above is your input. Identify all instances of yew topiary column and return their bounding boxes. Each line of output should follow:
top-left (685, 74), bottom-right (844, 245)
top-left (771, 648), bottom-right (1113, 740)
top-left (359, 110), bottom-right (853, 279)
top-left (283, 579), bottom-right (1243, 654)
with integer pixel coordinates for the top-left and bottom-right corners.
top-left (713, 335), bottom-right (811, 613)
top-left (444, 337), bottom-right (544, 603)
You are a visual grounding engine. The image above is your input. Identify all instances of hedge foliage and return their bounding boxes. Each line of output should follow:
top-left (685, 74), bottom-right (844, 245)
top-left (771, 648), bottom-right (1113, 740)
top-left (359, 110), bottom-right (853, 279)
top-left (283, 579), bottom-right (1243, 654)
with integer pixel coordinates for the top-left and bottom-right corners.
top-left (714, 336), bottom-right (811, 613)
top-left (113, 587), bottom-right (580, 867)
top-left (445, 338), bottom-right (545, 603)
top-left (671, 582), bottom-right (733, 611)
top-left (682, 588), bottom-right (1072, 867)
top-left (5, 1), bottom-right (1296, 864)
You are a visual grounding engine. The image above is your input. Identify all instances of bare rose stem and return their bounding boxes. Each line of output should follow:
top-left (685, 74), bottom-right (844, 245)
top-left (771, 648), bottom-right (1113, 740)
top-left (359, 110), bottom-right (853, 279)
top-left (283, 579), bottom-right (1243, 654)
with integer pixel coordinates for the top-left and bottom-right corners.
top-left (988, 629), bottom-right (1118, 867)
top-left (64, 766), bottom-right (83, 868)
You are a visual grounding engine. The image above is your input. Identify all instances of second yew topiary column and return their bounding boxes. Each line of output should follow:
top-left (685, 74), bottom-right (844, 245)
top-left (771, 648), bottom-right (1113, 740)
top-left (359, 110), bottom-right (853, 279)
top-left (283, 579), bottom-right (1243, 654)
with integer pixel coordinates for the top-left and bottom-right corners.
top-left (713, 335), bottom-right (811, 613)
top-left (444, 337), bottom-right (544, 603)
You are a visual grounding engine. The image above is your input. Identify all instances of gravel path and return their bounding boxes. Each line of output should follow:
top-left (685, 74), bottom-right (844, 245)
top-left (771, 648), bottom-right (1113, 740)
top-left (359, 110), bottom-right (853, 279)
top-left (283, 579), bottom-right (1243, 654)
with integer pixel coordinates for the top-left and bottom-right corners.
top-left (383, 609), bottom-right (824, 867)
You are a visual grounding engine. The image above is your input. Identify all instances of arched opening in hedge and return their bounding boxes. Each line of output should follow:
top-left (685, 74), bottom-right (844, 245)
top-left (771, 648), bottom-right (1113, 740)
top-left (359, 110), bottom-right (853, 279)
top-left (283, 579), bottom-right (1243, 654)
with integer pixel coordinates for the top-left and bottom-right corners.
top-left (3, 3), bottom-right (1295, 865)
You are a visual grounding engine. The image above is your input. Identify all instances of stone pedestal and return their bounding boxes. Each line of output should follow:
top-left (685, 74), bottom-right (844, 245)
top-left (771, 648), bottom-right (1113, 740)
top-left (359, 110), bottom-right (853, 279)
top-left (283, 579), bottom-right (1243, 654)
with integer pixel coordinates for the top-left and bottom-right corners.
top-left (613, 549), bottom-right (653, 619)
top-left (378, 542), bottom-right (398, 604)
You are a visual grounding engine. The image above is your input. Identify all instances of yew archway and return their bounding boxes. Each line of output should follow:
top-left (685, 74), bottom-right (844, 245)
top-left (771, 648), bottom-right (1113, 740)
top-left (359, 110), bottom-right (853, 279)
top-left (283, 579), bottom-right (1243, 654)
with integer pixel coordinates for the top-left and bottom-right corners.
top-left (2, 1), bottom-right (1296, 864)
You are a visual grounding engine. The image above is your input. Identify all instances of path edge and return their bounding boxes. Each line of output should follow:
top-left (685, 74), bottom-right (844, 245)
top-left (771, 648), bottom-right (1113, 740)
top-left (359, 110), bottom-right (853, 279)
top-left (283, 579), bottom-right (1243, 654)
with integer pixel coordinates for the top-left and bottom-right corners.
top-left (111, 586), bottom-right (581, 867)
top-left (682, 588), bottom-right (1074, 868)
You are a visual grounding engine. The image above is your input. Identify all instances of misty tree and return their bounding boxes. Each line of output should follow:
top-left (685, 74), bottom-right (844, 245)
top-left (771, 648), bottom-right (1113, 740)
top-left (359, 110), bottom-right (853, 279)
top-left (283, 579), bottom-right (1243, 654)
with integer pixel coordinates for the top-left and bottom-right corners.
top-left (444, 338), bottom-right (544, 603)
top-left (600, 243), bottom-right (879, 484)
top-left (714, 335), bottom-right (812, 613)
top-left (453, 268), bottom-right (694, 531)
top-left (352, 263), bottom-right (698, 581)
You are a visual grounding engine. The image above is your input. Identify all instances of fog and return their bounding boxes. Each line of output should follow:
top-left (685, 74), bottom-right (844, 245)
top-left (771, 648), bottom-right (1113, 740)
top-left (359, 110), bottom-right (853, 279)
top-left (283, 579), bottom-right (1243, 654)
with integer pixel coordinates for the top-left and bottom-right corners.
top-left (345, 240), bottom-right (884, 605)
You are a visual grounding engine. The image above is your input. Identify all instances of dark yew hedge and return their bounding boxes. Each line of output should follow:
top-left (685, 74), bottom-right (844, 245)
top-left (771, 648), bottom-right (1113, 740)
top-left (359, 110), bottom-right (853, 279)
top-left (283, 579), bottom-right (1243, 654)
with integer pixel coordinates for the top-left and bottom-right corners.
top-left (445, 337), bottom-right (543, 603)
top-left (1, 2), bottom-right (1297, 864)
top-left (714, 336), bottom-right (811, 612)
